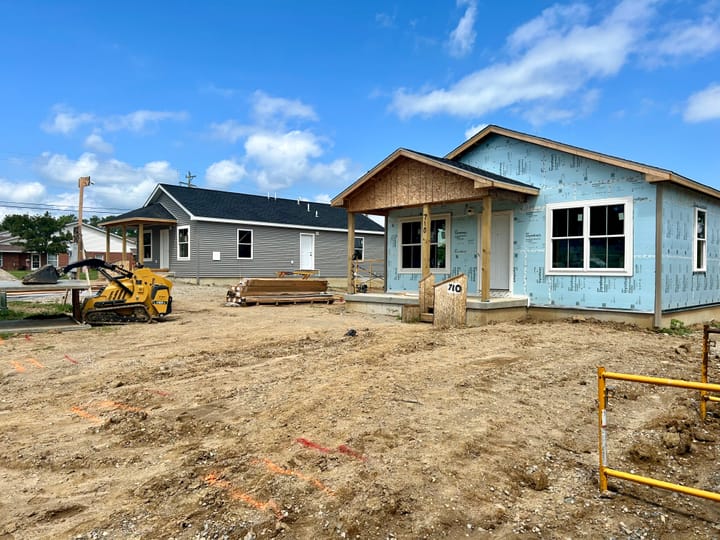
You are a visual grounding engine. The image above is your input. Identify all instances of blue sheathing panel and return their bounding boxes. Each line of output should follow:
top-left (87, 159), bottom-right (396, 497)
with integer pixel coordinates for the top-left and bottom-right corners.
top-left (386, 134), bottom-right (660, 312)
top-left (661, 184), bottom-right (720, 310)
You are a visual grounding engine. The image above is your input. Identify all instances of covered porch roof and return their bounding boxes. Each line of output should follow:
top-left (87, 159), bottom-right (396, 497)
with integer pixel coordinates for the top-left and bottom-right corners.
top-left (331, 148), bottom-right (539, 213)
top-left (98, 203), bottom-right (176, 267)
top-left (100, 203), bottom-right (177, 228)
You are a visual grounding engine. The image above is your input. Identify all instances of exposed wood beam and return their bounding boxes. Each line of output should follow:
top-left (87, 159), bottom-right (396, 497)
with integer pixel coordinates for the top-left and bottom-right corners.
top-left (346, 212), bottom-right (355, 293)
top-left (481, 197), bottom-right (492, 302)
top-left (421, 204), bottom-right (431, 279)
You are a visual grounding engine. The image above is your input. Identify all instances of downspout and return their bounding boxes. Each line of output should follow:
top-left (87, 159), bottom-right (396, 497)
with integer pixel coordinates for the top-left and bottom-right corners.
top-left (195, 223), bottom-right (200, 285)
top-left (383, 218), bottom-right (388, 293)
top-left (653, 182), bottom-right (664, 328)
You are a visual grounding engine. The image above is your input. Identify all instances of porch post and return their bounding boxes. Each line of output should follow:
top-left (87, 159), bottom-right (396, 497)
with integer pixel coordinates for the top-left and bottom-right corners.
top-left (421, 203), bottom-right (431, 279)
top-left (104, 228), bottom-right (110, 261)
top-left (346, 212), bottom-right (356, 293)
top-left (121, 225), bottom-right (127, 262)
top-left (138, 223), bottom-right (144, 267)
top-left (481, 196), bottom-right (492, 301)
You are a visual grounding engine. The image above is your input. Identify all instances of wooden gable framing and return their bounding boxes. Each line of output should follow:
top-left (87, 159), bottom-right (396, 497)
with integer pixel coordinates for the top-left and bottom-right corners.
top-left (332, 149), bottom-right (538, 214)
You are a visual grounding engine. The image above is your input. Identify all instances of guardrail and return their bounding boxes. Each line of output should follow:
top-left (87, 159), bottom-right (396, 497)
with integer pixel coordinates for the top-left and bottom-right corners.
top-left (352, 259), bottom-right (384, 293)
top-left (597, 366), bottom-right (720, 502)
top-left (701, 325), bottom-right (720, 420)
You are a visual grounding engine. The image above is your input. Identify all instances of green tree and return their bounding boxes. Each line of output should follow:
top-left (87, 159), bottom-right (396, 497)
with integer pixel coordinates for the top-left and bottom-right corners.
top-left (1, 212), bottom-right (74, 256)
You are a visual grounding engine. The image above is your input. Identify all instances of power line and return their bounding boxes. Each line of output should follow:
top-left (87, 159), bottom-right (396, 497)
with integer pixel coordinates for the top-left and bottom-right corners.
top-left (0, 200), bottom-right (130, 215)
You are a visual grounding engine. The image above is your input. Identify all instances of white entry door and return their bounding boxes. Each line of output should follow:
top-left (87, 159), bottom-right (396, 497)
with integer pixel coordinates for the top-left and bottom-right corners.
top-left (299, 233), bottom-right (315, 270)
top-left (160, 229), bottom-right (169, 269)
top-left (478, 211), bottom-right (512, 292)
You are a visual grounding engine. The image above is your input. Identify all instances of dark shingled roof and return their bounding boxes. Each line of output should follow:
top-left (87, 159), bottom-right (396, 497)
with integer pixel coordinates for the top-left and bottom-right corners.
top-left (108, 202), bottom-right (177, 223)
top-left (159, 184), bottom-right (383, 232)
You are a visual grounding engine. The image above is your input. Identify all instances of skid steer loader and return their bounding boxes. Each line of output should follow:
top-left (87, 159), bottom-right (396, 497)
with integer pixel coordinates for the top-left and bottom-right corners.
top-left (23, 258), bottom-right (173, 325)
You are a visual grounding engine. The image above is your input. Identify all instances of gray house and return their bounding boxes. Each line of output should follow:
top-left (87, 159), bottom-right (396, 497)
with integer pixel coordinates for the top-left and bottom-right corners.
top-left (102, 184), bottom-right (384, 283)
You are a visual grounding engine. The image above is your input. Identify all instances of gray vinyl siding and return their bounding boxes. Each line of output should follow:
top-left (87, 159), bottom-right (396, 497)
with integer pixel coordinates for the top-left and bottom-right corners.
top-left (148, 192), bottom-right (384, 279)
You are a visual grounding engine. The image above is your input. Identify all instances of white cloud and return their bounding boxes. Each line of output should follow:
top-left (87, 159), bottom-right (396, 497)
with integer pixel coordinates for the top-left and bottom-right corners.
top-left (684, 83), bottom-right (720, 122)
top-left (314, 193), bottom-right (332, 204)
top-left (0, 179), bottom-right (46, 203)
top-left (649, 15), bottom-right (720, 63)
top-left (391, 0), bottom-right (655, 119)
top-left (376, 12), bottom-right (395, 28)
top-left (85, 132), bottom-right (114, 153)
top-left (464, 123), bottom-right (488, 140)
top-left (205, 159), bottom-right (247, 187)
top-left (251, 91), bottom-right (318, 123)
top-left (42, 106), bottom-right (95, 134)
top-left (448, 0), bottom-right (477, 58)
top-left (43, 105), bottom-right (187, 136)
top-left (102, 110), bottom-right (188, 132)
top-left (209, 120), bottom-right (253, 143)
top-left (35, 152), bottom-right (178, 210)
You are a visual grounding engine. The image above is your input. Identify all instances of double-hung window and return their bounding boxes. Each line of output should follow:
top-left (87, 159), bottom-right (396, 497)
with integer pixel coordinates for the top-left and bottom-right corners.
top-left (177, 226), bottom-right (190, 260)
top-left (143, 231), bottom-right (152, 261)
top-left (399, 215), bottom-right (449, 272)
top-left (694, 208), bottom-right (707, 272)
top-left (237, 229), bottom-right (253, 259)
top-left (353, 237), bottom-right (365, 261)
top-left (546, 197), bottom-right (633, 275)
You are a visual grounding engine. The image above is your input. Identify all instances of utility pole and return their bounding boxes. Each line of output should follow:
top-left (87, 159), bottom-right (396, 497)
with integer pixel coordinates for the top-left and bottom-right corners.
top-left (77, 176), bottom-right (92, 260)
top-left (180, 171), bottom-right (196, 187)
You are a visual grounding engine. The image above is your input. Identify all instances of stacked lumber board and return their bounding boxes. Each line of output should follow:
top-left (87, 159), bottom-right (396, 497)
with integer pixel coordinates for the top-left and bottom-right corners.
top-left (226, 277), bottom-right (335, 306)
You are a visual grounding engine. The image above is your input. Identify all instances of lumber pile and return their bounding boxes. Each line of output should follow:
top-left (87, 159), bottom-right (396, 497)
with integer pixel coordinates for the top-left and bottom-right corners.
top-left (225, 277), bottom-right (335, 306)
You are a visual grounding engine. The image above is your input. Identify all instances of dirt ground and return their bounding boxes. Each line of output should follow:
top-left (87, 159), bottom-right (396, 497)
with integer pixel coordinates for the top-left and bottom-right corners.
top-left (1, 281), bottom-right (720, 540)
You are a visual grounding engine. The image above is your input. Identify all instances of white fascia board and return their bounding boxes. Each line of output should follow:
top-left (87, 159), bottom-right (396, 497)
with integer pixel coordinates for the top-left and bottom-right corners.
top-left (191, 216), bottom-right (383, 235)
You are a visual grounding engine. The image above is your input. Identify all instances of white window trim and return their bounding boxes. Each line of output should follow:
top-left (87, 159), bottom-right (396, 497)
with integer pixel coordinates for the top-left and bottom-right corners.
top-left (397, 213), bottom-right (451, 274)
top-left (0, 253), bottom-right (3, 267)
top-left (354, 236), bottom-right (365, 261)
top-left (47, 253), bottom-right (58, 267)
top-left (177, 226), bottom-right (191, 261)
top-left (545, 196), bottom-right (633, 277)
top-left (237, 228), bottom-right (253, 260)
top-left (693, 207), bottom-right (707, 273)
top-left (143, 231), bottom-right (152, 261)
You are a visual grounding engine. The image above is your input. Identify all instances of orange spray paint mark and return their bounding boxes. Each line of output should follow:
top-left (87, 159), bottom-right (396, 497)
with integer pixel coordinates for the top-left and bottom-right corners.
top-left (254, 457), bottom-right (335, 496)
top-left (147, 389), bottom-right (171, 397)
top-left (11, 361), bottom-right (26, 373)
top-left (337, 444), bottom-right (367, 462)
top-left (0, 336), bottom-right (5, 344)
top-left (97, 400), bottom-right (145, 413)
top-left (70, 406), bottom-right (102, 424)
top-left (24, 334), bottom-right (31, 341)
top-left (296, 437), bottom-right (332, 453)
top-left (204, 472), bottom-right (282, 519)
top-left (26, 358), bottom-right (44, 368)
top-left (64, 354), bottom-right (79, 365)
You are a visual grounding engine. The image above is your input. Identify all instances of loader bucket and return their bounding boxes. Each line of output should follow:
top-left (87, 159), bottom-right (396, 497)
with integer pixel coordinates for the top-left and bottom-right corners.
top-left (22, 264), bottom-right (62, 285)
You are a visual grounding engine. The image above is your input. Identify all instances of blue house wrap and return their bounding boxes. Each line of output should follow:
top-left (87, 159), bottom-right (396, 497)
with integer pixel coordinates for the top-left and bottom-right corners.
top-left (332, 125), bottom-right (720, 326)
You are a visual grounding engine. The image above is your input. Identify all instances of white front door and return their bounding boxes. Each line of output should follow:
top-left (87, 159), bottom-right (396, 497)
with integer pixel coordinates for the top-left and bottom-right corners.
top-left (160, 229), bottom-right (169, 269)
top-left (478, 211), bottom-right (512, 292)
top-left (299, 233), bottom-right (315, 270)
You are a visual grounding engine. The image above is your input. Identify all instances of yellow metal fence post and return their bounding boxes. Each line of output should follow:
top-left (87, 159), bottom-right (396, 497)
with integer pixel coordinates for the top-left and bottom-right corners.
top-left (597, 366), bottom-right (608, 492)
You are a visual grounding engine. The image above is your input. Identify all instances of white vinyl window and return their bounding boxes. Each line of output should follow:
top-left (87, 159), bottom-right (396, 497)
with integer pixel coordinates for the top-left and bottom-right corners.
top-left (694, 208), bottom-right (707, 272)
top-left (546, 197), bottom-right (633, 276)
top-left (399, 215), bottom-right (449, 273)
top-left (143, 231), bottom-right (152, 261)
top-left (47, 253), bottom-right (58, 267)
top-left (0, 253), bottom-right (3, 267)
top-left (353, 237), bottom-right (365, 261)
top-left (237, 229), bottom-right (253, 259)
top-left (177, 226), bottom-right (190, 260)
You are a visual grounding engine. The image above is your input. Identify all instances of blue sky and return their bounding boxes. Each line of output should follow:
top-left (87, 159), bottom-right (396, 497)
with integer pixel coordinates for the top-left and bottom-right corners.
top-left (1, 0), bottom-right (719, 220)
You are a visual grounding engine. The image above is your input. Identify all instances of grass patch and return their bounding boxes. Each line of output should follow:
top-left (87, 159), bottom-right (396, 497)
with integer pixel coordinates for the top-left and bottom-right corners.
top-left (657, 318), bottom-right (693, 337)
top-left (0, 301), bottom-right (72, 321)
